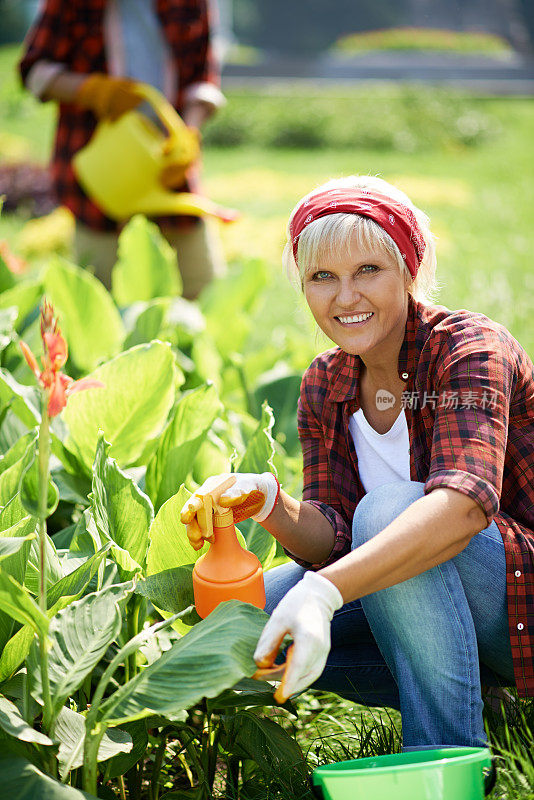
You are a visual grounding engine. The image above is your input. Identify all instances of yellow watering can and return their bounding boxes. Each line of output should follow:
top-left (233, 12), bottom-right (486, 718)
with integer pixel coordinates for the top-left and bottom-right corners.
top-left (73, 82), bottom-right (239, 223)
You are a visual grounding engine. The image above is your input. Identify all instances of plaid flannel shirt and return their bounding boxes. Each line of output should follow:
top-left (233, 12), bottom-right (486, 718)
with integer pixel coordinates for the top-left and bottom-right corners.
top-left (296, 293), bottom-right (534, 697)
top-left (19, 0), bottom-right (220, 231)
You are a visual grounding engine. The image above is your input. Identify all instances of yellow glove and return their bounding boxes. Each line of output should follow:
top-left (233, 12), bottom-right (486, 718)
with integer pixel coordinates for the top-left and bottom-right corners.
top-left (75, 74), bottom-right (143, 121)
top-left (180, 472), bottom-right (280, 551)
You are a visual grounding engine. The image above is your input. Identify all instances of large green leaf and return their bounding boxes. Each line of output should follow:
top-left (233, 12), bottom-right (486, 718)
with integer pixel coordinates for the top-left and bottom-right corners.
top-left (43, 256), bottom-right (125, 372)
top-left (0, 280), bottom-right (42, 332)
top-left (0, 529), bottom-right (36, 561)
top-left (62, 341), bottom-right (180, 470)
top-left (112, 215), bottom-right (181, 306)
top-left (24, 533), bottom-right (63, 597)
top-left (0, 545), bottom-right (111, 684)
top-left (102, 718), bottom-right (148, 780)
top-left (20, 451), bottom-right (60, 518)
top-left (135, 567), bottom-right (201, 626)
top-left (0, 571), bottom-right (49, 637)
top-left (0, 512), bottom-right (36, 652)
top-left (98, 600), bottom-right (268, 725)
top-left (146, 486), bottom-right (204, 577)
top-left (91, 434), bottom-right (152, 579)
top-left (0, 431), bottom-right (37, 507)
top-left (0, 694), bottom-right (52, 746)
top-left (235, 402), bottom-right (277, 565)
top-left (54, 706), bottom-right (132, 778)
top-left (27, 584), bottom-right (132, 718)
top-left (0, 752), bottom-right (98, 798)
top-left (145, 383), bottom-right (221, 510)
top-left (221, 710), bottom-right (309, 794)
top-left (0, 371), bottom-right (40, 428)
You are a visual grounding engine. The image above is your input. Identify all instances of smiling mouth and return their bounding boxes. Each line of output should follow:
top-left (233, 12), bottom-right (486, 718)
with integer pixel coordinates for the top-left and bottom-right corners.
top-left (336, 312), bottom-right (374, 325)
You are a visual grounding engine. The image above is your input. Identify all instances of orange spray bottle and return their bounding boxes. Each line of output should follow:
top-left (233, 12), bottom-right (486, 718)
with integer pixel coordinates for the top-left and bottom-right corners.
top-left (192, 476), bottom-right (266, 618)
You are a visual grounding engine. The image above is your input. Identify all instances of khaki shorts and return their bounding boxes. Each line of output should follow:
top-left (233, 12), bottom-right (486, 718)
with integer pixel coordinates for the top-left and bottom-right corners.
top-left (74, 218), bottom-right (225, 300)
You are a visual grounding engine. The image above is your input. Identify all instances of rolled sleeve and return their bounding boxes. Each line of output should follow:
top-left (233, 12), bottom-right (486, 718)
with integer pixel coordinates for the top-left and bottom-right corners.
top-left (424, 330), bottom-right (516, 525)
top-left (19, 0), bottom-right (74, 89)
top-left (291, 383), bottom-right (352, 570)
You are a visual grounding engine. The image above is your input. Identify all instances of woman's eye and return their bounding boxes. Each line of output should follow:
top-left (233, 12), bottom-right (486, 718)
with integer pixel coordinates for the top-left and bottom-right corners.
top-left (312, 271), bottom-right (332, 280)
top-left (361, 264), bottom-right (378, 274)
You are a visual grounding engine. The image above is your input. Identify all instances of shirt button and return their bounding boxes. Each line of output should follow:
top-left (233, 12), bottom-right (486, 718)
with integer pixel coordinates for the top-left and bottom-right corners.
top-left (401, 372), bottom-right (409, 380)
top-left (515, 570), bottom-right (522, 578)
top-left (517, 623), bottom-right (524, 631)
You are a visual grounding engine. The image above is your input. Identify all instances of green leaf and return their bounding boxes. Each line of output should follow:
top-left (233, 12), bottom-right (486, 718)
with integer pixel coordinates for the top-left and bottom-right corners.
top-left (0, 513), bottom-right (36, 651)
top-left (135, 567), bottom-right (201, 626)
top-left (122, 298), bottom-right (170, 350)
top-left (0, 280), bottom-right (42, 332)
top-left (0, 545), bottom-right (112, 683)
top-left (0, 571), bottom-right (49, 637)
top-left (0, 431), bottom-right (38, 507)
top-left (43, 256), bottom-right (125, 372)
top-left (54, 706), bottom-right (132, 778)
top-left (237, 401), bottom-right (277, 475)
top-left (102, 718), bottom-right (148, 780)
top-left (0, 306), bottom-right (17, 351)
top-left (145, 383), bottom-right (221, 510)
top-left (0, 529), bottom-right (36, 562)
top-left (112, 215), bottom-right (181, 306)
top-left (47, 543), bottom-right (112, 608)
top-left (27, 584), bottom-right (132, 717)
top-left (20, 451), bottom-right (59, 518)
top-left (0, 694), bottom-right (53, 745)
top-left (221, 710), bottom-right (308, 793)
top-left (62, 341), bottom-right (180, 471)
top-left (0, 751), bottom-right (99, 798)
top-left (24, 533), bottom-right (63, 597)
top-left (98, 600), bottom-right (268, 726)
top-left (0, 371), bottom-right (40, 429)
top-left (146, 486), bottom-right (205, 577)
top-left (91, 433), bottom-right (152, 579)
top-left (236, 402), bottom-right (277, 565)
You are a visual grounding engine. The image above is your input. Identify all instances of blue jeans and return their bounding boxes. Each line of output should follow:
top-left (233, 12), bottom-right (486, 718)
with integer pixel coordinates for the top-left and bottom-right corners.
top-left (263, 481), bottom-right (515, 749)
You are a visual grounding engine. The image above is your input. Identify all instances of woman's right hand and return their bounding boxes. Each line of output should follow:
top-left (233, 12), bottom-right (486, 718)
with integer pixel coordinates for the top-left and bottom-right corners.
top-left (179, 472), bottom-right (280, 551)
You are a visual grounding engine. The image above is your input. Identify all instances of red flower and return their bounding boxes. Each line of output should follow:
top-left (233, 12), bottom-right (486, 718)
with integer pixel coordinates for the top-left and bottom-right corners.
top-left (20, 301), bottom-right (104, 417)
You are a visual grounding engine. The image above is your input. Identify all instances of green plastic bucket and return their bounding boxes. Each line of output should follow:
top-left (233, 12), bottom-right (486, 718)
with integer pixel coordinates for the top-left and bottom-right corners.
top-left (312, 747), bottom-right (495, 800)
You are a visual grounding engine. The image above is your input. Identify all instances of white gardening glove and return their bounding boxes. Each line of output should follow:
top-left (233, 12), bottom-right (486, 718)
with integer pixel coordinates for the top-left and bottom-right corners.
top-left (253, 571), bottom-right (343, 702)
top-left (180, 472), bottom-right (280, 551)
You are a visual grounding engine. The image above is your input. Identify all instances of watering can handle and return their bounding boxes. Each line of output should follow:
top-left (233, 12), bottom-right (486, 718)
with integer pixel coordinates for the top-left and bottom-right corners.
top-left (132, 82), bottom-right (199, 159)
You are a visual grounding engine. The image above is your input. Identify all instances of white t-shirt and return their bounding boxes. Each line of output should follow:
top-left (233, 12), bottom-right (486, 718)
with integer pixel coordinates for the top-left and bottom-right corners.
top-left (349, 407), bottom-right (411, 493)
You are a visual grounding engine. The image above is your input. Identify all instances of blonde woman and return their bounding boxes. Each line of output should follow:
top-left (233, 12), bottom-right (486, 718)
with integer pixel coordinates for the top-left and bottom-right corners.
top-left (181, 176), bottom-right (533, 749)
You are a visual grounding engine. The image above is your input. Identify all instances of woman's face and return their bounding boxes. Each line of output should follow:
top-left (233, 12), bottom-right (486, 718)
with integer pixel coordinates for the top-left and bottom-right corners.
top-left (303, 239), bottom-right (410, 362)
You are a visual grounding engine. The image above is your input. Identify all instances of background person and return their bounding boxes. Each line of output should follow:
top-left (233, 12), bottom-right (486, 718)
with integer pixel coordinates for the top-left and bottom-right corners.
top-left (19, 0), bottom-right (226, 299)
top-left (181, 175), bottom-right (534, 750)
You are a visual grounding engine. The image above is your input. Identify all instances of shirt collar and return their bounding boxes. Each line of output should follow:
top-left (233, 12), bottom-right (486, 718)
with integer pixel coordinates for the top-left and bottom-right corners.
top-left (326, 293), bottom-right (421, 404)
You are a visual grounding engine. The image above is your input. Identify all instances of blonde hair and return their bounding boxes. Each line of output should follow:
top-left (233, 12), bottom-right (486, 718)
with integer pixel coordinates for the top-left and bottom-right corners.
top-left (282, 175), bottom-right (441, 304)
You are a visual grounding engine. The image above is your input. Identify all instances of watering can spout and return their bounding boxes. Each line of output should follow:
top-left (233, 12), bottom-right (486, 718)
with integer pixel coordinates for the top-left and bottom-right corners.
top-left (135, 190), bottom-right (241, 223)
top-left (72, 82), bottom-right (239, 223)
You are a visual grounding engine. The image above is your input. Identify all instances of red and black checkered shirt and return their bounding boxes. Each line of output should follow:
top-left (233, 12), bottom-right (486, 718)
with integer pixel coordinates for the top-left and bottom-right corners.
top-left (296, 293), bottom-right (534, 697)
top-left (19, 0), bottom-right (220, 231)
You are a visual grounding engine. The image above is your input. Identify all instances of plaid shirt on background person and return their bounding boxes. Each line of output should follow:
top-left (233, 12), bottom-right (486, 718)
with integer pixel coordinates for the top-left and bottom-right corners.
top-left (18, 0), bottom-right (221, 231)
top-left (295, 293), bottom-right (534, 698)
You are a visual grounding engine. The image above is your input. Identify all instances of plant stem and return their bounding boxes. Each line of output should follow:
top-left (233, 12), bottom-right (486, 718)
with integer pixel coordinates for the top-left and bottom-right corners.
top-left (37, 396), bottom-right (53, 735)
top-left (127, 594), bottom-right (143, 679)
top-left (83, 608), bottom-right (194, 794)
top-left (118, 774), bottom-right (127, 800)
top-left (149, 729), bottom-right (168, 800)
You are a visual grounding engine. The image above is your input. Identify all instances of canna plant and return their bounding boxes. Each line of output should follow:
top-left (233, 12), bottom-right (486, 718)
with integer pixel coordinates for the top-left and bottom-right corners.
top-left (0, 219), bottom-right (312, 799)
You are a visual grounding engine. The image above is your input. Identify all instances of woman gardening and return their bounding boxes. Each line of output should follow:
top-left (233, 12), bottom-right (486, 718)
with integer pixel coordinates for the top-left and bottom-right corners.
top-left (181, 176), bottom-right (534, 750)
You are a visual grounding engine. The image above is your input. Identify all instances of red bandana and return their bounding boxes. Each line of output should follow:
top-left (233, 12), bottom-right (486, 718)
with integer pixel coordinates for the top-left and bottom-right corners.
top-left (290, 188), bottom-right (426, 278)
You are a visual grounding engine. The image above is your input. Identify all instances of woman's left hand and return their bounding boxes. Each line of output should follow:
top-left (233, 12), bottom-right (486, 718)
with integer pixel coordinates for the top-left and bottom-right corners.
top-left (253, 571), bottom-right (343, 702)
